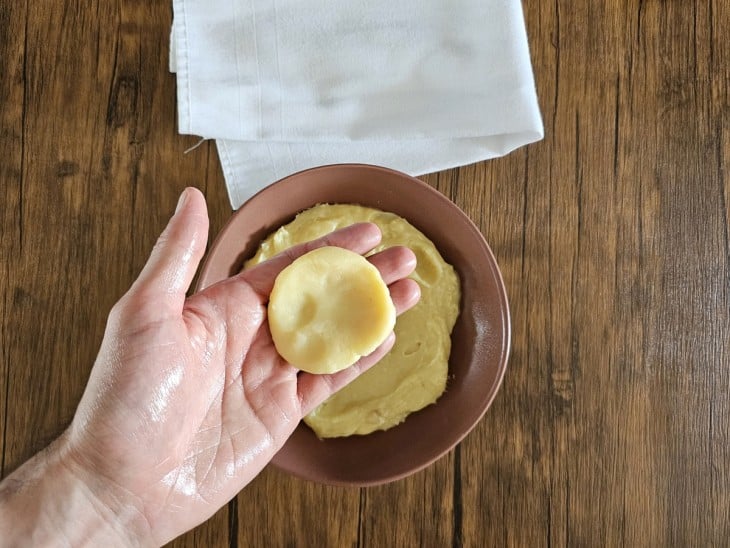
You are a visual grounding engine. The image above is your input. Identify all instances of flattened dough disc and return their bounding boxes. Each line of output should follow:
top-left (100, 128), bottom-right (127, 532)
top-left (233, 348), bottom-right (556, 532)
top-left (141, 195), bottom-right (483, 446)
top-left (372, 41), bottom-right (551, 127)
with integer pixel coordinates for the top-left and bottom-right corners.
top-left (268, 246), bottom-right (396, 374)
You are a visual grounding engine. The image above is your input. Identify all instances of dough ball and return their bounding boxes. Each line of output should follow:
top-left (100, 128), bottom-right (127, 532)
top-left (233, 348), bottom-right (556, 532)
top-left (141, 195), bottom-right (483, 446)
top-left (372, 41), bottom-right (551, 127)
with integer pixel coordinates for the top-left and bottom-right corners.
top-left (268, 246), bottom-right (396, 374)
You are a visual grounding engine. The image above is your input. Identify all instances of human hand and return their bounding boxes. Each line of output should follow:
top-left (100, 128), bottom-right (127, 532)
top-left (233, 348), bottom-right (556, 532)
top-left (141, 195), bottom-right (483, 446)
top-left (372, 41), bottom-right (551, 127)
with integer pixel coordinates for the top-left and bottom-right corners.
top-left (0, 188), bottom-right (419, 547)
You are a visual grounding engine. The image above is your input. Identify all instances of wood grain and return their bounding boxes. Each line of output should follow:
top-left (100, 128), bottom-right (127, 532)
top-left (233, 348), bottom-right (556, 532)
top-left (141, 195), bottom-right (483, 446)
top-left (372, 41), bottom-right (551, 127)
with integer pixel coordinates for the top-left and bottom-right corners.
top-left (1, 0), bottom-right (728, 546)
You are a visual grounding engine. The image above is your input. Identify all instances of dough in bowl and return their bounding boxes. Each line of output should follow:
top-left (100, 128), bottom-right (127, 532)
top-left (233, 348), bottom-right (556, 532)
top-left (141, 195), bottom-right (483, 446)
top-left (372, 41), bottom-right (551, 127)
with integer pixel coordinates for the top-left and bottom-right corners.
top-left (248, 204), bottom-right (461, 438)
top-left (268, 246), bottom-right (396, 374)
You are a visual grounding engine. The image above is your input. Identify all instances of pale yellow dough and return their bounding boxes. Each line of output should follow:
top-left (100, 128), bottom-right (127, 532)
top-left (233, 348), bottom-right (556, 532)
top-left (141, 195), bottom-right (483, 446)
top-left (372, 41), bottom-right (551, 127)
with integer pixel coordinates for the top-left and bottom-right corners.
top-left (268, 246), bottom-right (396, 374)
top-left (247, 204), bottom-right (461, 437)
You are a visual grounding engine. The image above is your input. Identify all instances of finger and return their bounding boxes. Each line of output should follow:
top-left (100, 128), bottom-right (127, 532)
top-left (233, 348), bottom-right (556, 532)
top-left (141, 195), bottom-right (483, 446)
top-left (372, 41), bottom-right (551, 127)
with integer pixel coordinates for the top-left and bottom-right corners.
top-left (389, 278), bottom-right (421, 315)
top-left (127, 188), bottom-right (209, 312)
top-left (297, 332), bottom-right (396, 415)
top-left (240, 222), bottom-right (381, 296)
top-left (367, 246), bottom-right (417, 285)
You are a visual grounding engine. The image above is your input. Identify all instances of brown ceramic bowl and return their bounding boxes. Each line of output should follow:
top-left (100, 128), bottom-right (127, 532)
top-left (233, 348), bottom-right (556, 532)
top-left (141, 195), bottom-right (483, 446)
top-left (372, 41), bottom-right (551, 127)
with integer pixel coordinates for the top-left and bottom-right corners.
top-left (196, 164), bottom-right (510, 486)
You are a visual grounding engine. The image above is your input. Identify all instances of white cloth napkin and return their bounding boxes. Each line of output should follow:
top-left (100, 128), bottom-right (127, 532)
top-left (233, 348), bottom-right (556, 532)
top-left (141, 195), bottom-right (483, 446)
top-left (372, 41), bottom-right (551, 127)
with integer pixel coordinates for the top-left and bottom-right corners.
top-left (171, 0), bottom-right (543, 208)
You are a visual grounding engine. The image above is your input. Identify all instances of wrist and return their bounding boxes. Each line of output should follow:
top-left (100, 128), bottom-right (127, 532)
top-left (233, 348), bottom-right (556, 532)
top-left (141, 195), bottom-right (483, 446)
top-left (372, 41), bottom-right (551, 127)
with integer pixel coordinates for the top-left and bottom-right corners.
top-left (0, 436), bottom-right (151, 547)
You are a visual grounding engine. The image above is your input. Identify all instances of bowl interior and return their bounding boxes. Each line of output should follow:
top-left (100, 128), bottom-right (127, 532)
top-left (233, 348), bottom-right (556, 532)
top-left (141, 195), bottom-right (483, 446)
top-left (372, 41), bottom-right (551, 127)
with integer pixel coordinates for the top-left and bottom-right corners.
top-left (197, 164), bottom-right (510, 486)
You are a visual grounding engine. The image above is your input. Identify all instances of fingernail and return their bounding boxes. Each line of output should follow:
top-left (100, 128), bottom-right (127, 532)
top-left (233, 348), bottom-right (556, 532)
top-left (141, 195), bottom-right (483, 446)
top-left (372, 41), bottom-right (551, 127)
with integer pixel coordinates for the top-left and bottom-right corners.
top-left (175, 188), bottom-right (189, 214)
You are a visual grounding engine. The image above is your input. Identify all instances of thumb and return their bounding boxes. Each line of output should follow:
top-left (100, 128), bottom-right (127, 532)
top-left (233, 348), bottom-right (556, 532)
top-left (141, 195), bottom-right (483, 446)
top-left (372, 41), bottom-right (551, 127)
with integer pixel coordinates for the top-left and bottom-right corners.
top-left (126, 187), bottom-right (209, 314)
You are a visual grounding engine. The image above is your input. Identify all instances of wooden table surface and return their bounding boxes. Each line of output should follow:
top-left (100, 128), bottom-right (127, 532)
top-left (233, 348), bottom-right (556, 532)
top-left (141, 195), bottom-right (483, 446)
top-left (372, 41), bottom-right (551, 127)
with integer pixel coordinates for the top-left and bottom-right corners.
top-left (2, 1), bottom-right (728, 546)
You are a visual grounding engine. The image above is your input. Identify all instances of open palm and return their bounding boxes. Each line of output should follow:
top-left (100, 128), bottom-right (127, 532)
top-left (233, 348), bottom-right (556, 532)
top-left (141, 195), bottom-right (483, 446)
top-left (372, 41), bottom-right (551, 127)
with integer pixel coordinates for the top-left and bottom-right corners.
top-left (63, 188), bottom-right (419, 546)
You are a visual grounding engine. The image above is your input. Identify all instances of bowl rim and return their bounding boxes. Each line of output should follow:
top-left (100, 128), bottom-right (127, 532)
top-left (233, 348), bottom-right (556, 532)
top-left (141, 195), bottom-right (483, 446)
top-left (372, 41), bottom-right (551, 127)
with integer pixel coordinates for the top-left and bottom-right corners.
top-left (196, 163), bottom-right (511, 486)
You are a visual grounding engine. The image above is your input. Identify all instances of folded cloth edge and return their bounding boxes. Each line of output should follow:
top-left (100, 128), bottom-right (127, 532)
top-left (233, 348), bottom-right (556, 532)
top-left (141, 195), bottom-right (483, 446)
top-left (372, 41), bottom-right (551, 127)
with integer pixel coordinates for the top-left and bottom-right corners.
top-left (172, 0), bottom-right (545, 209)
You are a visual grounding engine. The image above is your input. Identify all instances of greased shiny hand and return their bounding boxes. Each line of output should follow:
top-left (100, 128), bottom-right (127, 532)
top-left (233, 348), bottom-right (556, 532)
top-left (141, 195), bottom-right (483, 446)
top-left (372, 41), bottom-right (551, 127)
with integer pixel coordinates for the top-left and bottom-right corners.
top-left (0, 188), bottom-right (419, 547)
